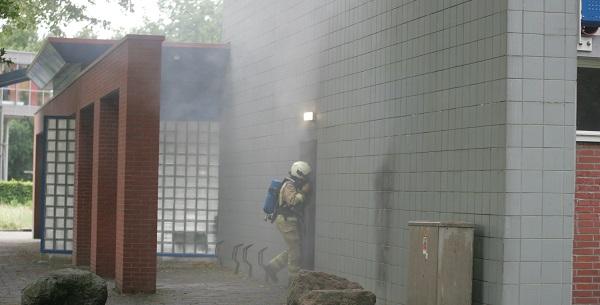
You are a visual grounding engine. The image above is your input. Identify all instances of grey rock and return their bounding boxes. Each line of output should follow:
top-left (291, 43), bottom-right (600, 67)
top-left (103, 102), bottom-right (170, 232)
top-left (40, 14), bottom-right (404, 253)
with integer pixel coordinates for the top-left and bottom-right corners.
top-left (299, 289), bottom-right (377, 305)
top-left (21, 268), bottom-right (107, 305)
top-left (288, 270), bottom-right (368, 305)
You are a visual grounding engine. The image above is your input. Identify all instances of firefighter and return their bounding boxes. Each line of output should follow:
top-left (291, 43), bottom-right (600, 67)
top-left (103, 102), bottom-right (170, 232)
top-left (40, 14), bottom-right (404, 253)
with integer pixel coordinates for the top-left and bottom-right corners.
top-left (264, 161), bottom-right (312, 283)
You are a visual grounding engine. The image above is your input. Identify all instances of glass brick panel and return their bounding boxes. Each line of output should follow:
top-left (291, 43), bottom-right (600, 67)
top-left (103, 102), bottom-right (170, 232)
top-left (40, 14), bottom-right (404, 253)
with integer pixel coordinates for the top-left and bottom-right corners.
top-left (42, 118), bottom-right (75, 252)
top-left (157, 121), bottom-right (219, 255)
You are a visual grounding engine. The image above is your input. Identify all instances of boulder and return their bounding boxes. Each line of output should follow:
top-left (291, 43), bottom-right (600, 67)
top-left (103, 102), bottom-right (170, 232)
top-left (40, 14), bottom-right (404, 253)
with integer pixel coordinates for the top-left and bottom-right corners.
top-left (21, 268), bottom-right (107, 305)
top-left (288, 270), bottom-right (365, 305)
top-left (299, 289), bottom-right (377, 305)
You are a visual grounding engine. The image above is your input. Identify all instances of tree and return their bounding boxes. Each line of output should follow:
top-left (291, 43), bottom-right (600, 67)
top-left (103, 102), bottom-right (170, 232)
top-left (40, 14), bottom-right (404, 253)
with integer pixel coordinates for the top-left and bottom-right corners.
top-left (0, 0), bottom-right (131, 60)
top-left (0, 0), bottom-right (85, 61)
top-left (0, 26), bottom-right (43, 52)
top-left (133, 0), bottom-right (223, 43)
top-left (75, 26), bottom-right (99, 40)
top-left (7, 119), bottom-right (33, 180)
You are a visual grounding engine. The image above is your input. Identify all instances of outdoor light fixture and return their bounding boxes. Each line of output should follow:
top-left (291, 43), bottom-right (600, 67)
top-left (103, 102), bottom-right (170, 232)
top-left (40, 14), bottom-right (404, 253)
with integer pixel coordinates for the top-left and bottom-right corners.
top-left (303, 112), bottom-right (315, 121)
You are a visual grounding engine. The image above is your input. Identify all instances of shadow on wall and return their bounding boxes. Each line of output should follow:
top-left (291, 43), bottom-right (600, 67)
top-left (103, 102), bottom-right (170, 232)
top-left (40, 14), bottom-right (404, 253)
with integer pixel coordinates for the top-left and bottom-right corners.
top-left (372, 142), bottom-right (482, 303)
top-left (373, 152), bottom-right (393, 299)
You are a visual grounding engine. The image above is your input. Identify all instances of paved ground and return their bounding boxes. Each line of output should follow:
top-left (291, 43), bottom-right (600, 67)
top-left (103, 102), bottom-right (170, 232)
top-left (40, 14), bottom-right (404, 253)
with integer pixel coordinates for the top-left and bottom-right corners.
top-left (0, 232), bottom-right (287, 305)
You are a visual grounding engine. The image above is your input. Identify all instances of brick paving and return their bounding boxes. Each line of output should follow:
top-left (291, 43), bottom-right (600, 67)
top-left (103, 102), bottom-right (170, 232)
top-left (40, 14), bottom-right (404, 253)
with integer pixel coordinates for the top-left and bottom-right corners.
top-left (0, 232), bottom-right (286, 305)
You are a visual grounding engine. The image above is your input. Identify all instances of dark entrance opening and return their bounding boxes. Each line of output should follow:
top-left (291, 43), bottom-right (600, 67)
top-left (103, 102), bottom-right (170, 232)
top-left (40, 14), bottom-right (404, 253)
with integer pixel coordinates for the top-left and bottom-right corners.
top-left (300, 139), bottom-right (317, 270)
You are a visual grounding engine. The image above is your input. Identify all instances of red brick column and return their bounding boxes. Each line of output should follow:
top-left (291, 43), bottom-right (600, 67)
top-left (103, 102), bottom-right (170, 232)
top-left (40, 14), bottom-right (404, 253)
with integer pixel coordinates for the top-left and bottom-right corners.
top-left (90, 97), bottom-right (119, 277)
top-left (574, 142), bottom-right (600, 304)
top-left (73, 106), bottom-right (94, 266)
top-left (114, 37), bottom-right (163, 293)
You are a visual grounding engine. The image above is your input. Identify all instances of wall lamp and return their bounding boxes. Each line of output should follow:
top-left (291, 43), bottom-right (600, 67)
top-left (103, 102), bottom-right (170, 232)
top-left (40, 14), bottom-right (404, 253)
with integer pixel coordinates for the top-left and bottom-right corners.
top-left (303, 112), bottom-right (315, 121)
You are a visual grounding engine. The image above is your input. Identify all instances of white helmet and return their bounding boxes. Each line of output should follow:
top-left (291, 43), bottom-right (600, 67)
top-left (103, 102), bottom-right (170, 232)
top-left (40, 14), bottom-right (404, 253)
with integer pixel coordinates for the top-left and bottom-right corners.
top-left (290, 161), bottom-right (312, 180)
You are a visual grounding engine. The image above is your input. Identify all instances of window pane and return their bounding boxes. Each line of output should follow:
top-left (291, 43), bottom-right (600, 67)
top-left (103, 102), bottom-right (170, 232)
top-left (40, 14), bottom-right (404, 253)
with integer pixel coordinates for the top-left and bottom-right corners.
top-left (18, 90), bottom-right (29, 105)
top-left (36, 91), bottom-right (44, 106)
top-left (2, 88), bottom-right (15, 102)
top-left (16, 82), bottom-right (28, 90)
top-left (578, 67), bottom-right (600, 131)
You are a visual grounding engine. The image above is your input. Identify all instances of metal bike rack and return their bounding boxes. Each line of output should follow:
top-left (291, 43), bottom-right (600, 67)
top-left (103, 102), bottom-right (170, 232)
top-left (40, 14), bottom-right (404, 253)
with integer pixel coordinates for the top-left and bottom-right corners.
top-left (258, 247), bottom-right (268, 282)
top-left (242, 243), bottom-right (254, 278)
top-left (215, 240), bottom-right (225, 266)
top-left (232, 243), bottom-right (244, 274)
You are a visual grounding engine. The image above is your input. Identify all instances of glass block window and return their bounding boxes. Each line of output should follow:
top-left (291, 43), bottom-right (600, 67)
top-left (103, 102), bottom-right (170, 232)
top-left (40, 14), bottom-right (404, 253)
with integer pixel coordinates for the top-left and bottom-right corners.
top-left (157, 121), bottom-right (219, 256)
top-left (42, 118), bottom-right (76, 252)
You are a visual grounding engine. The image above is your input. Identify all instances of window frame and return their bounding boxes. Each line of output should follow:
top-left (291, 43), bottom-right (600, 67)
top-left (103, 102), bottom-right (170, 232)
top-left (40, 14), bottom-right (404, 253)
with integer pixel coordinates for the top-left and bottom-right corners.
top-left (577, 58), bottom-right (600, 142)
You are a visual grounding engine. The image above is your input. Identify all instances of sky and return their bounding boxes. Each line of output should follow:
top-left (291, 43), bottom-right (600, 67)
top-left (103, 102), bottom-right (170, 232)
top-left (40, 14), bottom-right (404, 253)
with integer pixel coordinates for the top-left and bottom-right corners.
top-left (62, 0), bottom-right (161, 38)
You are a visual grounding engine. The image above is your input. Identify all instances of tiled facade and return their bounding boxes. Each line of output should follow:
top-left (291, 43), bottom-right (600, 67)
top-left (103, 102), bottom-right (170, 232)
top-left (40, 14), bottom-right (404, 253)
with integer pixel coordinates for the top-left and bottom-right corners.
top-left (503, 1), bottom-right (578, 305)
top-left (221, 1), bottom-right (576, 304)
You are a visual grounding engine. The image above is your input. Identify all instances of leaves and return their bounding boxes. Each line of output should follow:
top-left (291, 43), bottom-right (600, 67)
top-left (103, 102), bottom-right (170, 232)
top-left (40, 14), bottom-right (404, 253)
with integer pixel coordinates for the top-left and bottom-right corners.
top-left (134, 0), bottom-right (223, 43)
top-left (0, 48), bottom-right (13, 64)
top-left (0, 180), bottom-right (33, 205)
top-left (11, 0), bottom-right (99, 36)
top-left (0, 0), bottom-right (19, 20)
top-left (0, 0), bottom-right (134, 56)
top-left (0, 0), bottom-right (223, 62)
top-left (0, 26), bottom-right (43, 52)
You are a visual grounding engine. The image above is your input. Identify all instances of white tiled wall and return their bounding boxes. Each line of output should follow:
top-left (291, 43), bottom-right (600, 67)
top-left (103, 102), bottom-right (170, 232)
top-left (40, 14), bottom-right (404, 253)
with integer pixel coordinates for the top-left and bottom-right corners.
top-left (221, 0), bottom-right (576, 304)
top-left (503, 0), bottom-right (577, 304)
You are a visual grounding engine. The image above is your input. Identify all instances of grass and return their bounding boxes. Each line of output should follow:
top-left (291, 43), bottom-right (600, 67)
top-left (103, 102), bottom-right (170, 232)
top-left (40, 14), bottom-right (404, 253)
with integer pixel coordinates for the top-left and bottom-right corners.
top-left (0, 202), bottom-right (32, 230)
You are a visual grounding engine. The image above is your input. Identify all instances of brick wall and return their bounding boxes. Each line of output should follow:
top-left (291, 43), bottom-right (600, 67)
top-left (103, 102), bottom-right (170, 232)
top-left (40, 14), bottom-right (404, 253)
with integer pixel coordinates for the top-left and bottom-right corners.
top-left (574, 142), bottom-right (600, 304)
top-left (90, 97), bottom-right (118, 277)
top-left (35, 35), bottom-right (164, 293)
top-left (73, 106), bottom-right (93, 266)
top-left (114, 38), bottom-right (161, 293)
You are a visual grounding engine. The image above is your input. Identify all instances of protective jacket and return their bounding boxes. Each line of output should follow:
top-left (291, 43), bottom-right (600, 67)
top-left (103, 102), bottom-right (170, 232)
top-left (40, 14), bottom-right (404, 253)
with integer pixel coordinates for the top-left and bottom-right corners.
top-left (278, 178), bottom-right (306, 219)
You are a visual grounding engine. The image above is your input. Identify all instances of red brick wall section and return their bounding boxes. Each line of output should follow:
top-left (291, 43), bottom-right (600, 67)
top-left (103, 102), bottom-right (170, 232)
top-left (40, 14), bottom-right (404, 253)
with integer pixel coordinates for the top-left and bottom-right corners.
top-left (36, 35), bottom-right (164, 293)
top-left (90, 97), bottom-right (118, 278)
top-left (73, 106), bottom-right (94, 266)
top-left (574, 142), bottom-right (600, 304)
top-left (114, 38), bottom-right (162, 293)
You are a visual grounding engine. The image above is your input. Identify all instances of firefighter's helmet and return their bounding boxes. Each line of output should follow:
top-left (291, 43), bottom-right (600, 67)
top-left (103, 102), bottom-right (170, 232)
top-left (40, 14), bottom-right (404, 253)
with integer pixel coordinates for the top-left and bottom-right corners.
top-left (290, 161), bottom-right (312, 180)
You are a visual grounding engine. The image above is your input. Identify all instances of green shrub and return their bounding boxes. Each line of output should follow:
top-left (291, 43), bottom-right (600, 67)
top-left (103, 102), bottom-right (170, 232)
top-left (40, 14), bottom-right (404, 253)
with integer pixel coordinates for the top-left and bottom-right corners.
top-left (0, 204), bottom-right (32, 229)
top-left (0, 180), bottom-right (32, 205)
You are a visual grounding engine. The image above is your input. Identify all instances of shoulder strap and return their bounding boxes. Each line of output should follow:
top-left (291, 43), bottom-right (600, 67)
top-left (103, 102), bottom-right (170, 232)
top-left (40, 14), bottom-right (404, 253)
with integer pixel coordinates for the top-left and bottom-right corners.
top-left (278, 178), bottom-right (288, 206)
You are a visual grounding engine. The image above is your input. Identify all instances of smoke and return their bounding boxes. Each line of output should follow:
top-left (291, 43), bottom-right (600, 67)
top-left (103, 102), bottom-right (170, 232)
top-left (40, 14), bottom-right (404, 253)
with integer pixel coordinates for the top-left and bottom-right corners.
top-left (160, 45), bottom-right (229, 121)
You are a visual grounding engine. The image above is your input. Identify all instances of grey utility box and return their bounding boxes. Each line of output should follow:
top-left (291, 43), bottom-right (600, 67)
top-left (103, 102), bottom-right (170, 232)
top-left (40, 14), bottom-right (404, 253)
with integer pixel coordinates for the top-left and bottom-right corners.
top-left (407, 221), bottom-right (474, 305)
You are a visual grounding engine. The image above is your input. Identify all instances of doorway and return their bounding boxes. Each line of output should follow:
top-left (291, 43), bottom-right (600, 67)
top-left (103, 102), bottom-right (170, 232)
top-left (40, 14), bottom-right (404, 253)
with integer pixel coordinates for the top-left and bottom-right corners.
top-left (300, 139), bottom-right (316, 269)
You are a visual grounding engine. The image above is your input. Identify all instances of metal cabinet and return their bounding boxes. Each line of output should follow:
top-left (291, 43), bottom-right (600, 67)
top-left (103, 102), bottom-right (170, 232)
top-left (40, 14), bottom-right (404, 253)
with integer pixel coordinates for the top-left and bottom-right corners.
top-left (407, 221), bottom-right (474, 305)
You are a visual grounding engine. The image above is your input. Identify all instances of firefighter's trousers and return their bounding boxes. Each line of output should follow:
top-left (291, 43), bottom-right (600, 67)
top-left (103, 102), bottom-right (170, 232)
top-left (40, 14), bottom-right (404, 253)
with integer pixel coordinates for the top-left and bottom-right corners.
top-left (267, 214), bottom-right (301, 277)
